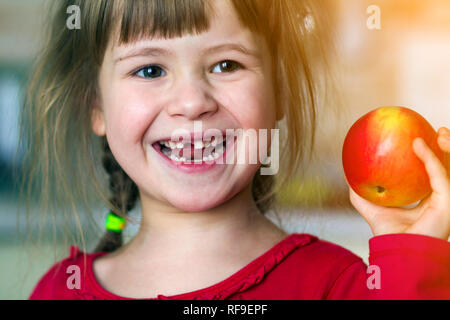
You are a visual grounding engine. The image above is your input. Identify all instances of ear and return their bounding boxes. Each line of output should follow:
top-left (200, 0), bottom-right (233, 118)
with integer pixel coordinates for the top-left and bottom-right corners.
top-left (91, 101), bottom-right (106, 136)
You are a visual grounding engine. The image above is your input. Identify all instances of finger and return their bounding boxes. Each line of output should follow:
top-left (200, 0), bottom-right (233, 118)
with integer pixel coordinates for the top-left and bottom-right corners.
top-left (438, 127), bottom-right (450, 153)
top-left (437, 134), bottom-right (450, 176)
top-left (438, 135), bottom-right (450, 154)
top-left (437, 126), bottom-right (450, 136)
top-left (348, 187), bottom-right (377, 226)
top-left (348, 187), bottom-right (405, 224)
top-left (438, 136), bottom-right (450, 175)
top-left (412, 137), bottom-right (450, 198)
top-left (406, 193), bottom-right (450, 239)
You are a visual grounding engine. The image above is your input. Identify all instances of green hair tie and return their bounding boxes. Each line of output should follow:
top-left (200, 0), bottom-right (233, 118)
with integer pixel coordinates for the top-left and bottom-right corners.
top-left (105, 212), bottom-right (126, 233)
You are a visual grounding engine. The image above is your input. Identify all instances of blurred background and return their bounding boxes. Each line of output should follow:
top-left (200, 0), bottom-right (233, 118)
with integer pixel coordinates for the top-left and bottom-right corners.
top-left (1, 0), bottom-right (450, 299)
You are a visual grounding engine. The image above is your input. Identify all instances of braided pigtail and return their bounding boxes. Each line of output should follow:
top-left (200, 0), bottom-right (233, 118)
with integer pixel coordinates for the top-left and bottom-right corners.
top-left (251, 172), bottom-right (275, 214)
top-left (94, 137), bottom-right (139, 253)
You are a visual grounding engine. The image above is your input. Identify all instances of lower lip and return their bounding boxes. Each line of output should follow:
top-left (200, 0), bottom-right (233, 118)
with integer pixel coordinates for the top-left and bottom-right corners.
top-left (152, 139), bottom-right (234, 173)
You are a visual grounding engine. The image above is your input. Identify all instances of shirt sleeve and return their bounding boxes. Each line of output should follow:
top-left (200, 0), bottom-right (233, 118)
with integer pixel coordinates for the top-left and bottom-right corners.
top-left (29, 246), bottom-right (84, 300)
top-left (29, 261), bottom-right (68, 300)
top-left (325, 233), bottom-right (450, 299)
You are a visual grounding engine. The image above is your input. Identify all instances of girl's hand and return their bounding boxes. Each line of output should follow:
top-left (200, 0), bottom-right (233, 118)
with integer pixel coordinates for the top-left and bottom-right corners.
top-left (347, 127), bottom-right (450, 241)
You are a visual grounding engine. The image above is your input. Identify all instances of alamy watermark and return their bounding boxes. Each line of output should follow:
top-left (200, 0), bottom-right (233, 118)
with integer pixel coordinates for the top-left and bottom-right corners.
top-left (161, 121), bottom-right (279, 175)
top-left (66, 265), bottom-right (81, 289)
top-left (367, 5), bottom-right (381, 30)
top-left (366, 264), bottom-right (381, 290)
top-left (66, 263), bottom-right (381, 291)
top-left (66, 5), bottom-right (81, 30)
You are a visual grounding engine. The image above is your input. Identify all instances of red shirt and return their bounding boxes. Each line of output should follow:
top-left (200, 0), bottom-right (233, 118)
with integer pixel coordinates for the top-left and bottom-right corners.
top-left (29, 233), bottom-right (450, 300)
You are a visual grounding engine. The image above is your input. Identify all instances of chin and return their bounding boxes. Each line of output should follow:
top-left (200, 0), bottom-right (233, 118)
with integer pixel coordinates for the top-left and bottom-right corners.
top-left (170, 199), bottom-right (221, 212)
top-left (165, 188), bottom-right (236, 213)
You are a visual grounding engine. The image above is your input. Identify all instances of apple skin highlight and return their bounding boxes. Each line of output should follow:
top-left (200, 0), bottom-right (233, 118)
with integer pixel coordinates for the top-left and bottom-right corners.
top-left (342, 106), bottom-right (445, 207)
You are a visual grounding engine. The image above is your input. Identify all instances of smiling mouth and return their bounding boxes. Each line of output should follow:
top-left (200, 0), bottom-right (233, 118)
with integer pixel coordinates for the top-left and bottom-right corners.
top-left (152, 135), bottom-right (231, 164)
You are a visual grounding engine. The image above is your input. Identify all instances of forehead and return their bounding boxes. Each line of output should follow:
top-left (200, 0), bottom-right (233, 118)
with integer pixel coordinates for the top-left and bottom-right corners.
top-left (108, 0), bottom-right (254, 53)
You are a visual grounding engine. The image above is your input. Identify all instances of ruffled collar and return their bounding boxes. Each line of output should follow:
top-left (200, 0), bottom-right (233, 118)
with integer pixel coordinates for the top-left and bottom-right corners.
top-left (70, 233), bottom-right (318, 300)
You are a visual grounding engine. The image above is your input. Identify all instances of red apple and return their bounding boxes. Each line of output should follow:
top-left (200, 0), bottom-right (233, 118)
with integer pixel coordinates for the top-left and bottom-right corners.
top-left (342, 106), bottom-right (445, 207)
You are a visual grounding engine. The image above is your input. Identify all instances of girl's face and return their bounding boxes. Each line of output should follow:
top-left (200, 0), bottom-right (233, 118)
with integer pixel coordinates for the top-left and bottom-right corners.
top-left (93, 0), bottom-right (277, 212)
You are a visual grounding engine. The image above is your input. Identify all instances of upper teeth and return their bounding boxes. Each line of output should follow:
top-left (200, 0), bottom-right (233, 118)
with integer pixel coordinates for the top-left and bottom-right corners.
top-left (160, 139), bottom-right (216, 150)
top-left (194, 141), bottom-right (204, 149)
top-left (157, 137), bottom-right (228, 163)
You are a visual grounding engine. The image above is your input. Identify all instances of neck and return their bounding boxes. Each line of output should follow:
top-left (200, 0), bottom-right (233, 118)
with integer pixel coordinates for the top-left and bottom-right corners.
top-left (121, 183), bottom-right (275, 261)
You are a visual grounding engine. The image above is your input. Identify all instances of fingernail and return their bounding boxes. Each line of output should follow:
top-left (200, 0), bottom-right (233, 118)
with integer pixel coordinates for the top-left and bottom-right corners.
top-left (440, 127), bottom-right (450, 135)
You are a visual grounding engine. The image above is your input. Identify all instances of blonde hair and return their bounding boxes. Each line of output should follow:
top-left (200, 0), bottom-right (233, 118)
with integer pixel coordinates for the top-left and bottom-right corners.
top-left (19, 0), bottom-right (336, 253)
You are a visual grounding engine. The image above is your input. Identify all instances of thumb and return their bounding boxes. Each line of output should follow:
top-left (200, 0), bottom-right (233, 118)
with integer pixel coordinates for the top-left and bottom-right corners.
top-left (348, 187), bottom-right (416, 236)
top-left (348, 187), bottom-right (384, 225)
top-left (348, 186), bottom-right (407, 226)
top-left (344, 176), bottom-right (387, 223)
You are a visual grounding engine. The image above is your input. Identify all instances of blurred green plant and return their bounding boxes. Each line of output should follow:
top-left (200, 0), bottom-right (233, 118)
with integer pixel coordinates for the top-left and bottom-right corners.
top-left (276, 176), bottom-right (350, 208)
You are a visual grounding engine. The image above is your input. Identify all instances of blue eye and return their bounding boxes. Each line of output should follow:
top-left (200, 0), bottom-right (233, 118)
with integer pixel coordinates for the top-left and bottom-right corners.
top-left (135, 65), bottom-right (166, 79)
top-left (211, 60), bottom-right (242, 73)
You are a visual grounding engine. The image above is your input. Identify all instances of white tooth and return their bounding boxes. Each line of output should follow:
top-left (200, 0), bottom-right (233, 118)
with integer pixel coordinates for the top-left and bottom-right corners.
top-left (212, 137), bottom-right (224, 147)
top-left (176, 142), bottom-right (184, 149)
top-left (169, 141), bottom-right (176, 149)
top-left (194, 140), bottom-right (204, 149)
top-left (214, 145), bottom-right (223, 154)
top-left (169, 154), bottom-right (176, 161)
top-left (204, 141), bottom-right (211, 148)
top-left (164, 141), bottom-right (170, 148)
top-left (208, 154), bottom-right (214, 161)
top-left (180, 156), bottom-right (186, 162)
top-left (213, 152), bottom-right (219, 159)
top-left (203, 156), bottom-right (208, 161)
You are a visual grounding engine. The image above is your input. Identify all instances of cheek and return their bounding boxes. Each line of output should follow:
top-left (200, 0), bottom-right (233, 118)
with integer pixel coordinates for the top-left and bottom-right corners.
top-left (103, 83), bottom-right (161, 144)
top-left (226, 78), bottom-right (276, 130)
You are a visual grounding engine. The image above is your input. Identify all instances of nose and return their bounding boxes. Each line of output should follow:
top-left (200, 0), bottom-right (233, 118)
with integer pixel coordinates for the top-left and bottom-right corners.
top-left (166, 77), bottom-right (218, 120)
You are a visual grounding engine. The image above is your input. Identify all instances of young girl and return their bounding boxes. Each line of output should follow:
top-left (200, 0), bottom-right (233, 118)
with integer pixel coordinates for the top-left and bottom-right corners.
top-left (23, 0), bottom-right (450, 300)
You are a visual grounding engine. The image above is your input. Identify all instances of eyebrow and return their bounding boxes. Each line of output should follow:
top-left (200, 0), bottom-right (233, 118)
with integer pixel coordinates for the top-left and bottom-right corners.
top-left (114, 43), bottom-right (261, 63)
